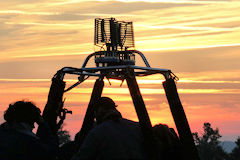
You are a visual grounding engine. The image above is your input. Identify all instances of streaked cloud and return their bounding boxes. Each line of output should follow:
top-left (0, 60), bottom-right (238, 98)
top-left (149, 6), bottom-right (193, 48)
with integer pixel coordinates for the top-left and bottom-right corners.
top-left (1, 0), bottom-right (240, 61)
top-left (0, 10), bottom-right (59, 15)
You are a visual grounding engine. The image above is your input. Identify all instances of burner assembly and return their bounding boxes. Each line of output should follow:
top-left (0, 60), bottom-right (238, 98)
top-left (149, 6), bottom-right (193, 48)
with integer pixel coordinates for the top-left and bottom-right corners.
top-left (47, 18), bottom-right (199, 160)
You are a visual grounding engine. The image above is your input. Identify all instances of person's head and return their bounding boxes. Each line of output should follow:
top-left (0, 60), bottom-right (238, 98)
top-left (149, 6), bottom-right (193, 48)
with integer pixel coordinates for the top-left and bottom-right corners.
top-left (4, 101), bottom-right (41, 130)
top-left (94, 97), bottom-right (121, 123)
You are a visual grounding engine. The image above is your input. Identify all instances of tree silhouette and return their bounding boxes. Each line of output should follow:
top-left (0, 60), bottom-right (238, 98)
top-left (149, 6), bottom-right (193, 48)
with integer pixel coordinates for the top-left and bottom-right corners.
top-left (193, 122), bottom-right (228, 160)
top-left (229, 137), bottom-right (240, 160)
top-left (58, 126), bottom-right (71, 146)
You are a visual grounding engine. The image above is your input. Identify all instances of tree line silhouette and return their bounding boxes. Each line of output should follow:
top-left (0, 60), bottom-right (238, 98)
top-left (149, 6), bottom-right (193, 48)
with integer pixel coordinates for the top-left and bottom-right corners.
top-left (192, 122), bottom-right (240, 160)
top-left (58, 122), bottom-right (240, 160)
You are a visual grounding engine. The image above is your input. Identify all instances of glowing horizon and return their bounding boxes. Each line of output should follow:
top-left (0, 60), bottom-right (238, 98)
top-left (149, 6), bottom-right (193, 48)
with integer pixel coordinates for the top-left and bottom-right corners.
top-left (1, 0), bottom-right (240, 141)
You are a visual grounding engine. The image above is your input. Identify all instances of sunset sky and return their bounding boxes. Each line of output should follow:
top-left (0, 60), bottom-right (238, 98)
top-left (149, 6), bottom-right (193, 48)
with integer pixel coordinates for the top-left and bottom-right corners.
top-left (0, 0), bottom-right (240, 141)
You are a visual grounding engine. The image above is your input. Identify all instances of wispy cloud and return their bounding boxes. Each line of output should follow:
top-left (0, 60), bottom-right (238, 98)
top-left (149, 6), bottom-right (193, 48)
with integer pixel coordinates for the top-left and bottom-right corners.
top-left (138, 43), bottom-right (240, 52)
top-left (0, 10), bottom-right (59, 15)
top-left (1, 0), bottom-right (240, 61)
top-left (1, 0), bottom-right (240, 141)
top-left (2, 78), bottom-right (240, 84)
top-left (115, 0), bottom-right (230, 4)
top-left (1, 78), bottom-right (240, 95)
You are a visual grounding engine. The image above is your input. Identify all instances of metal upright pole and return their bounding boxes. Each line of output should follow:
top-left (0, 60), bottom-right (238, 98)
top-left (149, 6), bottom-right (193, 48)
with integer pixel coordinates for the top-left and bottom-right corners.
top-left (163, 78), bottom-right (199, 160)
top-left (75, 78), bottom-right (104, 147)
top-left (126, 69), bottom-right (157, 160)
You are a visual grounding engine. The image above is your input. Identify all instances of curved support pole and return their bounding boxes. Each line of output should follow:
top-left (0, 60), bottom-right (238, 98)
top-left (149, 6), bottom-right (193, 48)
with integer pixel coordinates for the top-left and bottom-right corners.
top-left (54, 69), bottom-right (66, 81)
top-left (54, 66), bottom-right (97, 92)
top-left (55, 67), bottom-right (83, 80)
top-left (75, 78), bottom-right (104, 148)
top-left (163, 78), bottom-right (199, 160)
top-left (130, 50), bottom-right (151, 67)
top-left (82, 52), bottom-right (99, 68)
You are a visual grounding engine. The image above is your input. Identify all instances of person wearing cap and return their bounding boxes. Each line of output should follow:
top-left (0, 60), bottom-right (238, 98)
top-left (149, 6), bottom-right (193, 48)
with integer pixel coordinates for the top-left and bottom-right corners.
top-left (71, 97), bottom-right (147, 160)
top-left (0, 101), bottom-right (57, 160)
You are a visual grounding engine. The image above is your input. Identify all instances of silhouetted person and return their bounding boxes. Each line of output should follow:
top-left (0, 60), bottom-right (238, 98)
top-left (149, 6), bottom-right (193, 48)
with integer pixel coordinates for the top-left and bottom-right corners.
top-left (153, 124), bottom-right (183, 160)
top-left (71, 97), bottom-right (148, 160)
top-left (0, 101), bottom-right (57, 160)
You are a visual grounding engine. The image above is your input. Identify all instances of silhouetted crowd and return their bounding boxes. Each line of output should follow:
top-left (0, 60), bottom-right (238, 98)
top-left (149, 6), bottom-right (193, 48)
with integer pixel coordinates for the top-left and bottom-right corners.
top-left (0, 78), bottom-right (183, 160)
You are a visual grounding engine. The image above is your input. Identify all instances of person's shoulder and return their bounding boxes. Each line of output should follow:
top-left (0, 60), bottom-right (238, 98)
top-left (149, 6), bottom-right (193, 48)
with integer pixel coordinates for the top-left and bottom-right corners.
top-left (0, 123), bottom-right (12, 137)
top-left (0, 122), bottom-right (9, 130)
top-left (88, 119), bottom-right (140, 135)
top-left (0, 123), bottom-right (19, 137)
top-left (91, 120), bottom-right (115, 131)
top-left (121, 118), bottom-right (140, 126)
top-left (88, 120), bottom-right (120, 137)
